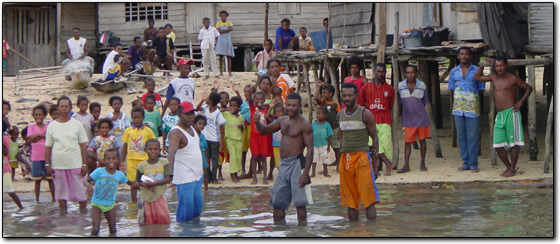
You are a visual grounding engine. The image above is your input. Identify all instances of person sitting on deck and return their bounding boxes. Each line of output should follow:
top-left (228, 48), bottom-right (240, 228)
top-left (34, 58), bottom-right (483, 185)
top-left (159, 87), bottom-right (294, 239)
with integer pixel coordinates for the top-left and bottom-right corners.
top-left (61, 27), bottom-right (95, 80)
top-left (147, 27), bottom-right (175, 77)
top-left (127, 36), bottom-right (150, 75)
top-left (144, 19), bottom-right (158, 45)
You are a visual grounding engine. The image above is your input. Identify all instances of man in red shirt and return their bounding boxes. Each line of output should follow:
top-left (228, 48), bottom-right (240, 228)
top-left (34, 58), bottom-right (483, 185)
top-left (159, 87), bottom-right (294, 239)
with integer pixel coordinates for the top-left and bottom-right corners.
top-left (357, 63), bottom-right (395, 175)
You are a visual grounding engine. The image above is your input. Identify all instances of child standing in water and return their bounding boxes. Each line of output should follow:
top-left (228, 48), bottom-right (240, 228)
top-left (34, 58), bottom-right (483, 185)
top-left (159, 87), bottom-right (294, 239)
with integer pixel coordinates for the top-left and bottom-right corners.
top-left (215, 10), bottom-right (234, 77)
top-left (193, 114), bottom-right (210, 191)
top-left (136, 139), bottom-right (172, 225)
top-left (268, 103), bottom-right (284, 180)
top-left (27, 105), bottom-right (55, 202)
top-left (86, 149), bottom-right (136, 236)
top-left (311, 106), bottom-right (333, 178)
top-left (88, 118), bottom-right (119, 168)
top-left (3, 120), bottom-right (24, 209)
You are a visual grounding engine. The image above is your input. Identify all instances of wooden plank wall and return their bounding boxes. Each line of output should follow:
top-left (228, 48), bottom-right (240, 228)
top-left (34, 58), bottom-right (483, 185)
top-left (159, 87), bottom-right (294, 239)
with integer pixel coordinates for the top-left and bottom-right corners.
top-left (330, 3), bottom-right (374, 48)
top-left (60, 3), bottom-right (97, 61)
top-left (528, 3), bottom-right (553, 48)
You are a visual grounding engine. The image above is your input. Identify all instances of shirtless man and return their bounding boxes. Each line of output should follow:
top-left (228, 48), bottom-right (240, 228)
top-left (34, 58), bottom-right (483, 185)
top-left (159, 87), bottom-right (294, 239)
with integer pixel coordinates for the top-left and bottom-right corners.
top-left (253, 92), bottom-right (314, 225)
top-left (143, 19), bottom-right (158, 45)
top-left (474, 56), bottom-right (533, 177)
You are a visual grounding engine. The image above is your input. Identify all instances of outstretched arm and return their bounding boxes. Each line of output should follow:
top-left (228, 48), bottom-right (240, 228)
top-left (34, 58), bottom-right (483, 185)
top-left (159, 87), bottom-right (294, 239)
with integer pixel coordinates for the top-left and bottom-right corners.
top-left (254, 112), bottom-right (282, 135)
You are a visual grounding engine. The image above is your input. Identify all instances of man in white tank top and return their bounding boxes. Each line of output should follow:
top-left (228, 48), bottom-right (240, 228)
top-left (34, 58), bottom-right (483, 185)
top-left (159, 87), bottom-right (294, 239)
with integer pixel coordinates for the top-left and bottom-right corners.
top-left (61, 28), bottom-right (94, 79)
top-left (167, 101), bottom-right (204, 221)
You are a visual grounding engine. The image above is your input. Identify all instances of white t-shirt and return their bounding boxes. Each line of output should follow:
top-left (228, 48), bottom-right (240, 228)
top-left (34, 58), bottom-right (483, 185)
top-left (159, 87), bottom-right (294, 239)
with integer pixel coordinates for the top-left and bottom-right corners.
top-left (67, 37), bottom-right (87, 59)
top-left (168, 77), bottom-right (195, 104)
top-left (170, 126), bottom-right (203, 185)
top-left (45, 118), bottom-right (89, 169)
top-left (102, 50), bottom-right (119, 74)
top-left (197, 27), bottom-right (220, 49)
top-left (200, 104), bottom-right (226, 142)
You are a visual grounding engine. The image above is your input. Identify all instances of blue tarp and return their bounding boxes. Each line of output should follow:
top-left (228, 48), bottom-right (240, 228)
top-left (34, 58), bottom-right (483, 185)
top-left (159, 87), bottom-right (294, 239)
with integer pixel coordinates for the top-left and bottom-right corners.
top-left (310, 30), bottom-right (333, 52)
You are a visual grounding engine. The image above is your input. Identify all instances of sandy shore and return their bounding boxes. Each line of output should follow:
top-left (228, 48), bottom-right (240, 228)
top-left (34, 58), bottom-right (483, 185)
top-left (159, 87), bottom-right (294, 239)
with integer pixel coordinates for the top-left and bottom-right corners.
top-left (2, 67), bottom-right (554, 193)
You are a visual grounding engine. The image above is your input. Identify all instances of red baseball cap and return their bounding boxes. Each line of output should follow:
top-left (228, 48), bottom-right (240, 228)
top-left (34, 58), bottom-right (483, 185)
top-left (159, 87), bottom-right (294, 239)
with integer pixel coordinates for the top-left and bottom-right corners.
top-left (178, 101), bottom-right (196, 114)
top-left (177, 58), bottom-right (194, 67)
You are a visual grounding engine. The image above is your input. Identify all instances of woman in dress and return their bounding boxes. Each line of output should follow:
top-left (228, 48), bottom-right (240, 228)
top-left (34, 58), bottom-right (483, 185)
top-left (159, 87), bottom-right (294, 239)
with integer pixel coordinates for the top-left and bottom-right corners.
top-left (215, 10), bottom-right (235, 77)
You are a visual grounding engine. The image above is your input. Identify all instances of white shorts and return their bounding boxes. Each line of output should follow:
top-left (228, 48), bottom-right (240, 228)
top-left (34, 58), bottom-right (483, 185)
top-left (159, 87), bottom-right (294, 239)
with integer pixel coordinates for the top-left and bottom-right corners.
top-left (313, 145), bottom-right (330, 165)
top-left (3, 172), bottom-right (14, 193)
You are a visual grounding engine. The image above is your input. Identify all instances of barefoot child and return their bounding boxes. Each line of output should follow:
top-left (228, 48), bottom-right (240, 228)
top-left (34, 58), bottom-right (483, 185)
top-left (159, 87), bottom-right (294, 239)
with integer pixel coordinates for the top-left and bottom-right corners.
top-left (121, 107), bottom-right (156, 202)
top-left (193, 115), bottom-right (210, 191)
top-left (136, 139), bottom-right (172, 225)
top-left (89, 102), bottom-right (102, 122)
top-left (270, 86), bottom-right (285, 107)
top-left (196, 91), bottom-right (226, 184)
top-left (3, 120), bottom-right (23, 209)
top-left (132, 99), bottom-right (144, 109)
top-left (7, 126), bottom-right (23, 180)
top-left (72, 95), bottom-right (95, 142)
top-left (86, 149), bottom-right (136, 236)
top-left (27, 105), bottom-right (55, 202)
top-left (311, 106), bottom-right (333, 177)
top-left (140, 78), bottom-right (163, 113)
top-left (268, 103), bottom-right (284, 180)
top-left (221, 96), bottom-right (244, 183)
top-left (314, 80), bottom-right (341, 172)
top-left (162, 97), bottom-right (180, 155)
top-left (249, 92), bottom-right (273, 185)
top-left (143, 94), bottom-right (163, 138)
top-left (239, 84), bottom-right (255, 179)
top-left (217, 91), bottom-right (230, 180)
top-left (88, 118), bottom-right (119, 168)
top-left (216, 10), bottom-right (234, 77)
top-left (198, 17), bottom-right (220, 79)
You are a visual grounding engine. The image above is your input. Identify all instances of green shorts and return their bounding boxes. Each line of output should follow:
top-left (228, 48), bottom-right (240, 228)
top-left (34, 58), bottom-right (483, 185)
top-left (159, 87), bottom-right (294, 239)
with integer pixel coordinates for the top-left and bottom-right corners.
top-left (493, 107), bottom-right (524, 148)
top-left (368, 123), bottom-right (392, 160)
top-left (91, 202), bottom-right (116, 212)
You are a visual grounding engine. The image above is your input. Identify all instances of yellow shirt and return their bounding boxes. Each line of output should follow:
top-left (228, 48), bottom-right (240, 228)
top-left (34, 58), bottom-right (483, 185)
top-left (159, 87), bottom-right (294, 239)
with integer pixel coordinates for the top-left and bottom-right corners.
top-left (166, 32), bottom-right (176, 43)
top-left (216, 20), bottom-right (233, 28)
top-left (121, 125), bottom-right (156, 161)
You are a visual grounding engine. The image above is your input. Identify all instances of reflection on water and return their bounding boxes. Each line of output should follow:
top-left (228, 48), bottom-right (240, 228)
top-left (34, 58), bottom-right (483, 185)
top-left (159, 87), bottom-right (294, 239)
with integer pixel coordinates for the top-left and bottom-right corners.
top-left (2, 183), bottom-right (553, 237)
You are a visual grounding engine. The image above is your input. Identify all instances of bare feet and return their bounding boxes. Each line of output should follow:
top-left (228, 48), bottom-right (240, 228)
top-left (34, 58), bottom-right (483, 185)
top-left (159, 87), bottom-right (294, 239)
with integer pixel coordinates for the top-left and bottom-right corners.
top-left (310, 173), bottom-right (316, 178)
top-left (267, 175), bottom-right (274, 180)
top-left (218, 176), bottom-right (225, 181)
top-left (318, 170), bottom-right (324, 175)
top-left (231, 173), bottom-right (240, 183)
top-left (250, 179), bottom-right (258, 185)
top-left (324, 173), bottom-right (331, 177)
top-left (499, 169), bottom-right (509, 177)
top-left (239, 173), bottom-right (252, 180)
top-left (502, 169), bottom-right (517, 177)
top-left (384, 162), bottom-right (395, 176)
top-left (263, 179), bottom-right (268, 185)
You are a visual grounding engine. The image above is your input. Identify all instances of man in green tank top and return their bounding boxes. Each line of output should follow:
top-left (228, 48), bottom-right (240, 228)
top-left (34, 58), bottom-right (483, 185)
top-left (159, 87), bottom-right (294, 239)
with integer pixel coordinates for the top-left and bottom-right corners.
top-left (337, 82), bottom-right (380, 220)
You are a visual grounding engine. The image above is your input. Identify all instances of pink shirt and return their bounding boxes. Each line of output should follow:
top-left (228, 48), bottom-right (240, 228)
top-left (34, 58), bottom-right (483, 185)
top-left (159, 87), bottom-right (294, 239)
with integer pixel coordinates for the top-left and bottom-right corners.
top-left (252, 50), bottom-right (276, 70)
top-left (344, 76), bottom-right (365, 92)
top-left (28, 123), bottom-right (49, 161)
top-left (3, 135), bottom-right (11, 173)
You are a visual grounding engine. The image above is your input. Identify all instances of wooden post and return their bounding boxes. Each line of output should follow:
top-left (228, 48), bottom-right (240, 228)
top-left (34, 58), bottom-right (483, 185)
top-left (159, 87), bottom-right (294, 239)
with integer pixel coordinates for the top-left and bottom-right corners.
top-left (543, 95), bottom-right (553, 173)
top-left (489, 84), bottom-right (497, 165)
top-left (448, 57), bottom-right (457, 148)
top-left (264, 3), bottom-right (269, 40)
top-left (391, 11), bottom-right (400, 169)
top-left (322, 3), bottom-right (332, 82)
top-left (527, 54), bottom-right (538, 161)
top-left (296, 63), bottom-right (302, 92)
top-left (304, 63), bottom-right (313, 122)
top-left (56, 3), bottom-right (61, 64)
top-left (426, 103), bottom-right (443, 158)
top-left (429, 61), bottom-right (442, 128)
top-left (328, 60), bottom-right (340, 105)
top-left (376, 3), bottom-right (387, 64)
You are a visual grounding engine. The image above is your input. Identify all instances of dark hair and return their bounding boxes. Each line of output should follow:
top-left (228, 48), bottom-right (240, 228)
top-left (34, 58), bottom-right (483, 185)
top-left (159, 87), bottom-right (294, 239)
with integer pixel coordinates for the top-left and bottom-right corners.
top-left (374, 62), bottom-right (387, 70)
top-left (89, 102), bottom-right (101, 113)
top-left (2, 99), bottom-right (10, 110)
top-left (229, 96), bottom-right (243, 107)
top-left (114, 43), bottom-right (123, 48)
top-left (109, 96), bottom-right (123, 106)
top-left (347, 55), bottom-right (365, 71)
top-left (260, 76), bottom-right (272, 85)
top-left (158, 27), bottom-right (165, 31)
top-left (148, 19), bottom-right (155, 24)
top-left (208, 92), bottom-right (221, 106)
top-left (49, 105), bottom-right (58, 115)
top-left (273, 103), bottom-right (285, 112)
top-left (3, 119), bottom-right (10, 133)
top-left (281, 18), bottom-right (291, 25)
top-left (267, 59), bottom-right (281, 69)
top-left (144, 77), bottom-right (155, 85)
top-left (495, 55), bottom-right (508, 65)
top-left (286, 92), bottom-right (302, 104)
top-left (134, 36), bottom-right (142, 43)
top-left (168, 97), bottom-right (181, 105)
top-left (104, 148), bottom-right (119, 158)
top-left (72, 27), bottom-right (80, 32)
top-left (21, 126), bottom-right (28, 138)
top-left (322, 83), bottom-right (335, 95)
top-left (406, 65), bottom-right (418, 72)
top-left (194, 114), bottom-right (207, 125)
top-left (164, 23), bottom-right (173, 29)
top-left (77, 95), bottom-right (89, 106)
top-left (300, 27), bottom-right (307, 31)
top-left (203, 17), bottom-right (210, 22)
top-left (341, 82), bottom-right (358, 94)
top-left (264, 39), bottom-right (273, 45)
top-left (254, 91), bottom-right (265, 99)
top-left (145, 138), bottom-right (160, 149)
top-left (132, 99), bottom-right (143, 107)
top-left (32, 105), bottom-right (48, 116)
top-left (96, 118), bottom-right (112, 131)
top-left (323, 17), bottom-right (329, 22)
top-left (458, 46), bottom-right (471, 55)
top-left (219, 10), bottom-right (229, 16)
top-left (316, 106), bottom-right (328, 114)
top-left (145, 94), bottom-right (156, 103)
top-left (8, 124), bottom-right (18, 134)
top-left (57, 95), bottom-right (72, 107)
top-left (244, 84), bottom-right (256, 93)
top-left (131, 106), bottom-right (145, 116)
top-left (219, 91), bottom-right (230, 99)
top-left (271, 86), bottom-right (282, 95)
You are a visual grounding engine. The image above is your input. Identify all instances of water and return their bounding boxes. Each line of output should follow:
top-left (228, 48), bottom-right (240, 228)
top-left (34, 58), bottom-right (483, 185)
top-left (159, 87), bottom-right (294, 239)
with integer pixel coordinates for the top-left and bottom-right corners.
top-left (2, 183), bottom-right (553, 237)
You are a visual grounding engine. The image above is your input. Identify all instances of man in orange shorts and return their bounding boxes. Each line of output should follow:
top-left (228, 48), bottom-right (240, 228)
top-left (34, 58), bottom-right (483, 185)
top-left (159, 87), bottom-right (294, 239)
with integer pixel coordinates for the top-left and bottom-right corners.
top-left (338, 82), bottom-right (380, 220)
top-left (397, 65), bottom-right (431, 173)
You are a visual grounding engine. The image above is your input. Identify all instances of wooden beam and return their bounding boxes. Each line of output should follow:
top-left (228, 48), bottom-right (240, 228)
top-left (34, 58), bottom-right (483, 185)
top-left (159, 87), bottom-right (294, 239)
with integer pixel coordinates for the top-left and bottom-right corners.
top-left (527, 54), bottom-right (538, 161)
top-left (478, 58), bottom-right (553, 67)
top-left (426, 103), bottom-right (443, 158)
top-left (304, 63), bottom-right (313, 123)
top-left (376, 3), bottom-right (386, 63)
top-left (264, 3), bottom-right (269, 40)
top-left (429, 61), bottom-right (442, 128)
top-left (543, 95), bottom-right (553, 173)
top-left (524, 45), bottom-right (553, 53)
top-left (391, 11), bottom-right (400, 169)
top-left (489, 84), bottom-right (497, 165)
top-left (10, 48), bottom-right (41, 68)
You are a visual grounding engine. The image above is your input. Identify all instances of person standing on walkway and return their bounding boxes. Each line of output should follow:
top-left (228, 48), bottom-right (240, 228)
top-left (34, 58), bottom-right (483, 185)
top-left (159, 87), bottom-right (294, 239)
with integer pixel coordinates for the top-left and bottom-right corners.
top-left (338, 82), bottom-right (380, 220)
top-left (216, 10), bottom-right (235, 77)
top-left (449, 47), bottom-right (485, 173)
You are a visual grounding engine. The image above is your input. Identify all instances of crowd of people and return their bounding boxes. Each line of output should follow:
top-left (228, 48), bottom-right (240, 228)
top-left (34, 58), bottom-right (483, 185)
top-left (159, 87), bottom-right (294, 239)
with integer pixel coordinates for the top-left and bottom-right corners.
top-left (2, 12), bottom-right (533, 235)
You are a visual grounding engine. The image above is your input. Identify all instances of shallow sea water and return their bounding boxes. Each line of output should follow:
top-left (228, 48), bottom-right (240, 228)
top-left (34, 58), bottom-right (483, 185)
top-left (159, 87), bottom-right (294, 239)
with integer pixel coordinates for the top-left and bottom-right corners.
top-left (2, 183), bottom-right (553, 237)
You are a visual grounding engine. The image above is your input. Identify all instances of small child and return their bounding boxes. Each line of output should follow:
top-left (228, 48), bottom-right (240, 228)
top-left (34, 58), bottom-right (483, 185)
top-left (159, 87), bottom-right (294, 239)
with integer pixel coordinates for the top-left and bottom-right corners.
top-left (136, 139), bottom-right (172, 225)
top-left (27, 105), bottom-right (55, 202)
top-left (249, 92), bottom-right (273, 185)
top-left (3, 120), bottom-right (23, 209)
top-left (72, 95), bottom-right (95, 142)
top-left (89, 102), bottom-right (102, 122)
top-left (86, 122), bottom-right (99, 174)
top-left (88, 118), bottom-right (119, 168)
top-left (7, 125), bottom-right (22, 180)
top-left (48, 105), bottom-right (59, 123)
top-left (140, 78), bottom-right (163, 113)
top-left (106, 96), bottom-right (131, 157)
top-left (252, 39), bottom-right (276, 71)
top-left (270, 85), bottom-right (285, 107)
top-left (132, 99), bottom-right (144, 109)
top-left (196, 91), bottom-right (226, 184)
top-left (14, 126), bottom-right (32, 180)
top-left (162, 97), bottom-right (180, 155)
top-left (268, 103), bottom-right (284, 180)
top-left (221, 96), bottom-right (244, 183)
top-left (193, 114), bottom-right (209, 191)
top-left (143, 94), bottom-right (162, 138)
top-left (86, 148), bottom-right (136, 236)
top-left (239, 84), bottom-right (255, 178)
top-left (121, 107), bottom-right (156, 202)
top-left (3, 99), bottom-right (11, 133)
top-left (314, 80), bottom-right (341, 171)
top-left (311, 106), bottom-right (333, 178)
top-left (259, 76), bottom-right (273, 109)
top-left (298, 27), bottom-right (313, 51)
top-left (217, 91), bottom-right (230, 180)
top-left (198, 17), bottom-right (220, 79)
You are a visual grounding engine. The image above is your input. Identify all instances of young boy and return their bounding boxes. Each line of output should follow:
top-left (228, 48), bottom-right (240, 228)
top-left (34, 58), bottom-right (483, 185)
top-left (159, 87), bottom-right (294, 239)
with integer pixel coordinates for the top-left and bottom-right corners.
top-left (140, 78), bottom-right (163, 113)
top-left (311, 106), bottom-right (333, 178)
top-left (136, 139), bottom-right (172, 225)
top-left (148, 27), bottom-right (174, 77)
top-left (217, 91), bottom-right (230, 180)
top-left (162, 58), bottom-right (195, 115)
top-left (249, 92), bottom-right (273, 185)
top-left (268, 103), bottom-right (284, 180)
top-left (87, 148), bottom-right (136, 236)
top-left (89, 102), bottom-right (102, 122)
top-left (252, 39), bottom-right (276, 71)
top-left (162, 97), bottom-right (180, 155)
top-left (298, 27), bottom-right (313, 51)
top-left (88, 118), bottom-right (119, 168)
top-left (121, 107), bottom-right (156, 202)
top-left (193, 115), bottom-right (209, 191)
top-left (28, 105), bottom-right (55, 202)
top-left (7, 125), bottom-right (22, 180)
top-left (3, 120), bottom-right (23, 209)
top-left (196, 91), bottom-right (226, 183)
top-left (238, 84), bottom-right (255, 179)
top-left (221, 96), bottom-right (244, 183)
top-left (72, 95), bottom-right (95, 142)
top-left (198, 17), bottom-right (220, 79)
top-left (132, 99), bottom-right (144, 109)
top-left (48, 105), bottom-right (59, 122)
top-left (314, 80), bottom-right (341, 171)
top-left (143, 94), bottom-right (163, 138)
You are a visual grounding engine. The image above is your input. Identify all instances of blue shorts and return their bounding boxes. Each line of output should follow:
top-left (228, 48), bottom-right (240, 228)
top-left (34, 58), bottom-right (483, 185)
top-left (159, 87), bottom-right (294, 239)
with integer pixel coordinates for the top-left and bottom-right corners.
top-left (31, 161), bottom-right (53, 180)
top-left (176, 176), bottom-right (203, 222)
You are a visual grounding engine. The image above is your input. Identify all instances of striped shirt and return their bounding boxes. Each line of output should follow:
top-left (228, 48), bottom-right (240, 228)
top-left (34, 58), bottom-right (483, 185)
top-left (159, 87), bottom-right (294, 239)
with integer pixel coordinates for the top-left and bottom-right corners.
top-left (398, 79), bottom-right (430, 128)
top-left (358, 81), bottom-right (395, 126)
